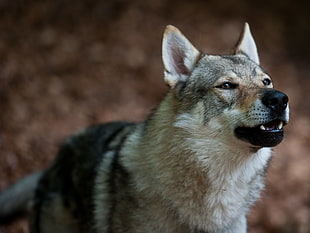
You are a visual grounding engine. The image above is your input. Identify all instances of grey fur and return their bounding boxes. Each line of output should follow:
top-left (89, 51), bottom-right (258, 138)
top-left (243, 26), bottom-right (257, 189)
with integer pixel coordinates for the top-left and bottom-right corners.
top-left (0, 24), bottom-right (289, 233)
top-left (0, 171), bottom-right (43, 222)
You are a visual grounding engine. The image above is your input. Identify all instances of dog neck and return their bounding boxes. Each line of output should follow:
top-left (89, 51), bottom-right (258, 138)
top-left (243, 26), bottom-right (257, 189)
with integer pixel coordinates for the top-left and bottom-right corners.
top-left (121, 92), bottom-right (272, 231)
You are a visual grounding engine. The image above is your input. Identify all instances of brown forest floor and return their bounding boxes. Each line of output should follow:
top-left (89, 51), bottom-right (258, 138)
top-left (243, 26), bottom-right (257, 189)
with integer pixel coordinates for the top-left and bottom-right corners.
top-left (0, 1), bottom-right (309, 233)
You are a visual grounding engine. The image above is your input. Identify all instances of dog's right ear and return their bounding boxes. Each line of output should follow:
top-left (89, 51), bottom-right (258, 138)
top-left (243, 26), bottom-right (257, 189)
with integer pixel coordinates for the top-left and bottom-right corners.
top-left (162, 25), bottom-right (200, 88)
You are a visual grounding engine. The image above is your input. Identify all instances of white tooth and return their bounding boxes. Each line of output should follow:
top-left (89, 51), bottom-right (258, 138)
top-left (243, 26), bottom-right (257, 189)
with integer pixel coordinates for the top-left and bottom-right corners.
top-left (260, 125), bottom-right (266, 131)
top-left (278, 121), bottom-right (283, 129)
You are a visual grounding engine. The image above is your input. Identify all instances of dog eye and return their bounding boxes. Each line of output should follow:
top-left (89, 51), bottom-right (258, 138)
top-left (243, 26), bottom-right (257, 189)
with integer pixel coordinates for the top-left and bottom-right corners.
top-left (216, 82), bottom-right (238, 89)
top-left (263, 78), bottom-right (272, 86)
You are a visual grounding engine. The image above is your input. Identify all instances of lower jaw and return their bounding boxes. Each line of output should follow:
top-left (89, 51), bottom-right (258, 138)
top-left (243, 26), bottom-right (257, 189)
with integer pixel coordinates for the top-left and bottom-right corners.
top-left (234, 127), bottom-right (284, 147)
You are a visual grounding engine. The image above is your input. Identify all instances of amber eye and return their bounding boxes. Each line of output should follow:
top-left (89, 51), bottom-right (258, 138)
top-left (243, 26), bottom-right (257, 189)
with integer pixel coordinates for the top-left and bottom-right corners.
top-left (263, 78), bottom-right (272, 86)
top-left (216, 82), bottom-right (238, 89)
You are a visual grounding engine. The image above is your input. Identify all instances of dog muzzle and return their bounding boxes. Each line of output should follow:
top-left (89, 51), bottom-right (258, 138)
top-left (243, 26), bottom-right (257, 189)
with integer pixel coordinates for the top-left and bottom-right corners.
top-left (234, 90), bottom-right (289, 147)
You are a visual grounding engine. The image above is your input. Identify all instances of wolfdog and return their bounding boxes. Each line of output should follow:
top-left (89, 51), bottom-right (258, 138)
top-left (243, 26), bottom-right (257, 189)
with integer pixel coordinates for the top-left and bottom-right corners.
top-left (0, 23), bottom-right (289, 233)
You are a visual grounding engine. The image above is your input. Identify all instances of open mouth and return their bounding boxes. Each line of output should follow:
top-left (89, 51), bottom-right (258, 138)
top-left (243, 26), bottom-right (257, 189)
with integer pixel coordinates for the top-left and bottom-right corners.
top-left (234, 119), bottom-right (285, 147)
top-left (259, 120), bottom-right (283, 131)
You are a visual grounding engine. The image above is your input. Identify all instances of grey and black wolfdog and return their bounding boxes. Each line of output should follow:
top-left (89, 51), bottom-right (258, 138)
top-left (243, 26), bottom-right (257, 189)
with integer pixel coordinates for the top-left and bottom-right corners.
top-left (0, 23), bottom-right (289, 233)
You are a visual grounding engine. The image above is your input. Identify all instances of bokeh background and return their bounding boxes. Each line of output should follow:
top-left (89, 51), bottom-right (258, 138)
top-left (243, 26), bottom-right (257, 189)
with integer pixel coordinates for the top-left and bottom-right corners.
top-left (0, 0), bottom-right (309, 232)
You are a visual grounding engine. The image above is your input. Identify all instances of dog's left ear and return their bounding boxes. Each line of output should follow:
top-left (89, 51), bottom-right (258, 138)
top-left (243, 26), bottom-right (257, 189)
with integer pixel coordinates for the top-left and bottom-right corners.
top-left (235, 23), bottom-right (260, 65)
top-left (162, 25), bottom-right (201, 88)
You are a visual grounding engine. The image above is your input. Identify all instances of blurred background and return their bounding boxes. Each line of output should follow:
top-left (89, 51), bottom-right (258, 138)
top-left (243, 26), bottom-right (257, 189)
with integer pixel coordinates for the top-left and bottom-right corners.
top-left (0, 0), bottom-right (309, 232)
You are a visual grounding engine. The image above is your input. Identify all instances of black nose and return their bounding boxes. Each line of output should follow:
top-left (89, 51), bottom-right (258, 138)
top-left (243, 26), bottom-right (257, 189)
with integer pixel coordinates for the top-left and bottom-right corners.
top-left (262, 90), bottom-right (288, 113)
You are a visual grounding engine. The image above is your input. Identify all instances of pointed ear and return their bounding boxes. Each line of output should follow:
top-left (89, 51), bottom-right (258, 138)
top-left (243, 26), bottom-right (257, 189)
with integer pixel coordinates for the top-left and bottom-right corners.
top-left (235, 23), bottom-right (260, 64)
top-left (162, 25), bottom-right (201, 88)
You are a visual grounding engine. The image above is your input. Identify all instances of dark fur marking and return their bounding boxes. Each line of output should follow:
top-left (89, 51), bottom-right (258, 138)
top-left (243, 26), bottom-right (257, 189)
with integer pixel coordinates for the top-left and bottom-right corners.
top-left (32, 122), bottom-right (135, 233)
top-left (194, 229), bottom-right (209, 233)
top-left (106, 133), bottom-right (131, 233)
top-left (32, 143), bottom-right (69, 232)
top-left (221, 55), bottom-right (247, 65)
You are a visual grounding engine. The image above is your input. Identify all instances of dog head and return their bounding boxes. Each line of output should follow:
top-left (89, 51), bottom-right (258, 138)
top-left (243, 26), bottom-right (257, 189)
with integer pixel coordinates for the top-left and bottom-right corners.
top-left (162, 23), bottom-right (289, 148)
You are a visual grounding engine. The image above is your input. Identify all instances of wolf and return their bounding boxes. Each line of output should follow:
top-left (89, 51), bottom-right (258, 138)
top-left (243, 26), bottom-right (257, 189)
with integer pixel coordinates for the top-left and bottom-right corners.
top-left (0, 23), bottom-right (289, 233)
